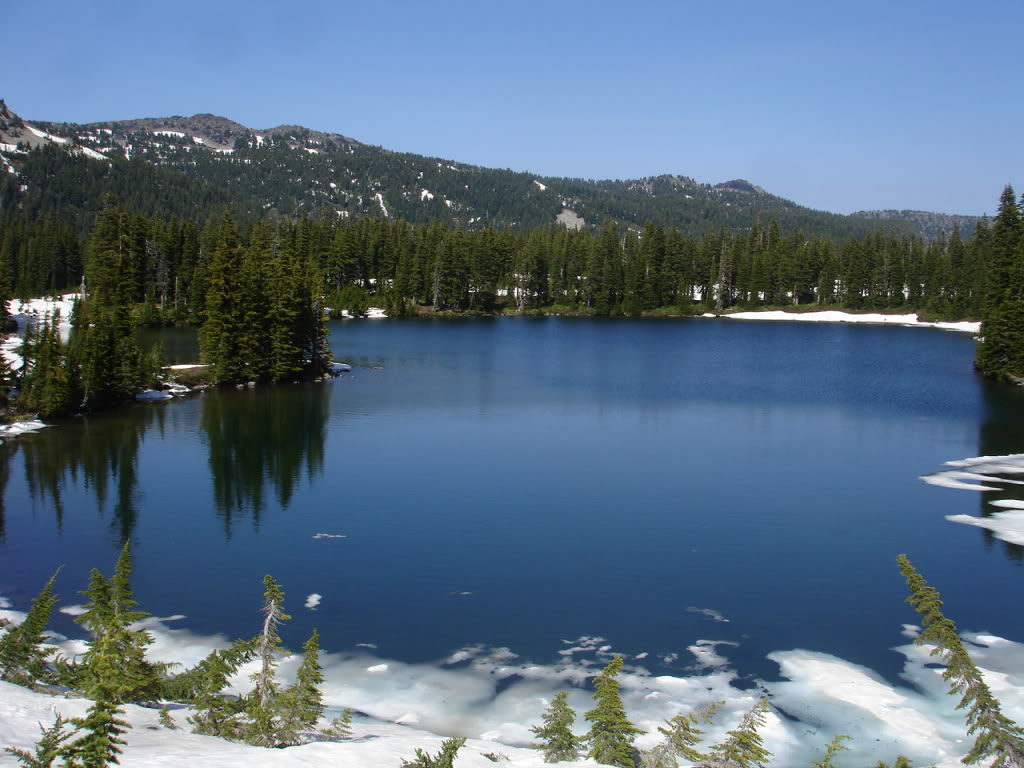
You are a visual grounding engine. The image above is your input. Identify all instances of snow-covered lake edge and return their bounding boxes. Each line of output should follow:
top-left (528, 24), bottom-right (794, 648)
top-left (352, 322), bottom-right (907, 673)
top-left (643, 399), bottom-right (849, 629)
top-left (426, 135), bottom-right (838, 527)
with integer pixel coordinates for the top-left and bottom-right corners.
top-left (1, 590), bottom-right (1022, 768)
top-left (707, 309), bottom-right (980, 334)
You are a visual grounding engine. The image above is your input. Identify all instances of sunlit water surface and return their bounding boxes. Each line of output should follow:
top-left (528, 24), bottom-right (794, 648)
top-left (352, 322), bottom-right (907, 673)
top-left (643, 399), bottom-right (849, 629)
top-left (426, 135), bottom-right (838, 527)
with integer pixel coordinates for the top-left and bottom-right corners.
top-left (3, 317), bottom-right (1023, 688)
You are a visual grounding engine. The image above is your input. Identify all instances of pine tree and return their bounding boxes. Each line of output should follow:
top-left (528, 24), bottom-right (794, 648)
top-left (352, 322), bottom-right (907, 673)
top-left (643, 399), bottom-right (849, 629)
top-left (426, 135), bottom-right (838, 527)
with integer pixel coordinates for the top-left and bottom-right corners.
top-left (74, 543), bottom-right (159, 704)
top-left (705, 698), bottom-right (772, 768)
top-left (897, 554), bottom-right (1024, 767)
top-left (584, 655), bottom-right (644, 768)
top-left (401, 736), bottom-right (467, 768)
top-left (180, 639), bottom-right (255, 739)
top-left (278, 628), bottom-right (325, 742)
top-left (812, 734), bottom-right (851, 768)
top-left (0, 569), bottom-right (60, 687)
top-left (530, 690), bottom-right (581, 762)
top-left (320, 708), bottom-right (354, 740)
top-left (241, 574), bottom-right (291, 747)
top-left (67, 697), bottom-right (130, 767)
top-left (650, 700), bottom-right (722, 766)
top-left (976, 186), bottom-right (1023, 380)
top-left (3, 714), bottom-right (76, 768)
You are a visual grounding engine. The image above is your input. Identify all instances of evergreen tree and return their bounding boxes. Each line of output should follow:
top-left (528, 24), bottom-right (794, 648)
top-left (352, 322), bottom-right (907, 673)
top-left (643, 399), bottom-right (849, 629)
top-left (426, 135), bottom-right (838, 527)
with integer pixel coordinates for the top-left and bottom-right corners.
top-left (3, 714), bottom-right (76, 768)
top-left (74, 543), bottom-right (159, 705)
top-left (976, 186), bottom-right (1023, 380)
top-left (650, 700), bottom-right (722, 766)
top-left (705, 698), bottom-right (772, 768)
top-left (180, 639), bottom-right (255, 739)
top-left (241, 574), bottom-right (292, 747)
top-left (0, 569), bottom-right (60, 687)
top-left (811, 734), bottom-right (851, 768)
top-left (67, 697), bottom-right (130, 767)
top-left (278, 628), bottom-right (325, 742)
top-left (584, 655), bottom-right (644, 768)
top-left (530, 690), bottom-right (582, 762)
top-left (321, 708), bottom-right (354, 740)
top-left (898, 554), bottom-right (1024, 767)
top-left (400, 736), bottom-right (467, 768)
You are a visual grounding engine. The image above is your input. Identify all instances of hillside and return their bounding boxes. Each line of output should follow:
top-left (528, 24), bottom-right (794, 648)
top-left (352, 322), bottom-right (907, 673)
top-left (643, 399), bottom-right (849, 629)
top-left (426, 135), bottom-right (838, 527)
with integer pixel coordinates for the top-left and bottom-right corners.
top-left (850, 208), bottom-right (981, 240)
top-left (0, 99), bottom-right (960, 240)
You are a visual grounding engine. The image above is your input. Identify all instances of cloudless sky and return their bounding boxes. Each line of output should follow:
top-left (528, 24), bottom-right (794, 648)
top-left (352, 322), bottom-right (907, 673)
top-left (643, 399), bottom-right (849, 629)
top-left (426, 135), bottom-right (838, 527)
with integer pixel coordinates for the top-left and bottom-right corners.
top-left (6, 0), bottom-right (1022, 215)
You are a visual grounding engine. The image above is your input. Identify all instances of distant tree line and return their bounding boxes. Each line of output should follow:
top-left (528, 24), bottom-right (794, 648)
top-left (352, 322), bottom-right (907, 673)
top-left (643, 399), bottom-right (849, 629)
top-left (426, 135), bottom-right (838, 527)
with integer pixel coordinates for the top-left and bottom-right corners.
top-left (0, 200), bottom-right (998, 320)
top-left (4, 186), bottom-right (1024, 416)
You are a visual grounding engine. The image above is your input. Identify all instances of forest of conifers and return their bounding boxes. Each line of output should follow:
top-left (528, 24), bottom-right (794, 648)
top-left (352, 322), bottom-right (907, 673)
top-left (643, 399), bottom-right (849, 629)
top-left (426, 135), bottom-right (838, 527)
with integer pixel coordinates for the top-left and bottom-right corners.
top-left (2, 184), bottom-right (1024, 416)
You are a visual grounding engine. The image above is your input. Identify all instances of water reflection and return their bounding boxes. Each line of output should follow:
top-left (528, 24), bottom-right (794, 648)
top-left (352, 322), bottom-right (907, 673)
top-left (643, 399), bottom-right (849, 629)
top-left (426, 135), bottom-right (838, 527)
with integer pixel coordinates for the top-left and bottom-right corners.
top-left (15, 407), bottom-right (162, 541)
top-left (201, 383), bottom-right (329, 534)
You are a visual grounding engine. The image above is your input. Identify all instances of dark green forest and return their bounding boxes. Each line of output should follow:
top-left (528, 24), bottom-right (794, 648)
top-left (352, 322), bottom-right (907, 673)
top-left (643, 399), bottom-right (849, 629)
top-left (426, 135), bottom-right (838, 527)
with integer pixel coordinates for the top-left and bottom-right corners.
top-left (4, 185), bottom-right (1024, 419)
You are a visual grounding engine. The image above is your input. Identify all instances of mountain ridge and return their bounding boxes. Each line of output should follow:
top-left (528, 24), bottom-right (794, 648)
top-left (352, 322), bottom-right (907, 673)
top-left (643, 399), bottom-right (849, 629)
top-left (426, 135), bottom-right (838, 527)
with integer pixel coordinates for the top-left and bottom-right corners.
top-left (0, 99), bottom-right (975, 240)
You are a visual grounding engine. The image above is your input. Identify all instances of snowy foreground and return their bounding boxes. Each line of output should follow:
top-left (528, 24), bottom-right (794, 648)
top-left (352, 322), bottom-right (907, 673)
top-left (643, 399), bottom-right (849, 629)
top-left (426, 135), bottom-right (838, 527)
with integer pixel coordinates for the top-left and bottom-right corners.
top-left (712, 309), bottom-right (980, 334)
top-left (2, 595), bottom-right (1024, 768)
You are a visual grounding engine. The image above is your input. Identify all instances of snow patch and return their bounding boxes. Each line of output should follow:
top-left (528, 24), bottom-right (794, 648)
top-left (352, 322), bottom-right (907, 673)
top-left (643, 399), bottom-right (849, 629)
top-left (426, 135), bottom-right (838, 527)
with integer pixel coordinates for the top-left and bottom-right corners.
top-left (721, 310), bottom-right (979, 333)
top-left (26, 124), bottom-right (68, 144)
top-left (77, 145), bottom-right (107, 161)
top-left (420, 188), bottom-right (434, 201)
top-left (135, 389), bottom-right (173, 402)
top-left (0, 420), bottom-right (48, 437)
top-left (533, 180), bottom-right (547, 191)
top-left (374, 192), bottom-right (389, 217)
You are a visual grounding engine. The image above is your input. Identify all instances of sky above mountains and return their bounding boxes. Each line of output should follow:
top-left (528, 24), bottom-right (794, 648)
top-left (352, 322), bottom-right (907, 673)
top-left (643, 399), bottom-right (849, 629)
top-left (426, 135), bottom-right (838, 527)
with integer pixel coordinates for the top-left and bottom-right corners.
top-left (9, 0), bottom-right (1021, 216)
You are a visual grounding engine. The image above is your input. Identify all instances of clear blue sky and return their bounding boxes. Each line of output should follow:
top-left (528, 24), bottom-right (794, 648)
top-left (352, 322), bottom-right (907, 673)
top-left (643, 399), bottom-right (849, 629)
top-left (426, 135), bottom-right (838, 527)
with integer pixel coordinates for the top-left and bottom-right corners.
top-left (7, 0), bottom-right (1021, 215)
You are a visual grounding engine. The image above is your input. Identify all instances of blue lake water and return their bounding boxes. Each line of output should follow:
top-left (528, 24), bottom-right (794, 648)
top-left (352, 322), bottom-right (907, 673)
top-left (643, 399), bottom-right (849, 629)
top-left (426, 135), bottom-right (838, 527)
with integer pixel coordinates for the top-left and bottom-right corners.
top-left (3, 317), bottom-right (1024, 689)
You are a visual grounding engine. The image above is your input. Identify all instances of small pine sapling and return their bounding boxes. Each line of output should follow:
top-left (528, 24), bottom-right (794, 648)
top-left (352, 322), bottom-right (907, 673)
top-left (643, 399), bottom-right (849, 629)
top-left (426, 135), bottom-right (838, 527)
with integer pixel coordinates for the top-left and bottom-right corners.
top-left (400, 736), bottom-right (467, 768)
top-left (158, 707), bottom-right (177, 730)
top-left (277, 628), bottom-right (325, 745)
top-left (530, 690), bottom-right (582, 762)
top-left (321, 708), bottom-right (355, 740)
top-left (0, 569), bottom-right (60, 687)
top-left (640, 700), bottom-right (723, 767)
top-left (705, 698), bottom-right (772, 768)
top-left (2, 713), bottom-right (76, 768)
top-left (584, 655), bottom-right (644, 768)
top-left (898, 554), bottom-right (1024, 768)
top-left (67, 697), bottom-right (130, 768)
top-left (812, 734), bottom-right (851, 768)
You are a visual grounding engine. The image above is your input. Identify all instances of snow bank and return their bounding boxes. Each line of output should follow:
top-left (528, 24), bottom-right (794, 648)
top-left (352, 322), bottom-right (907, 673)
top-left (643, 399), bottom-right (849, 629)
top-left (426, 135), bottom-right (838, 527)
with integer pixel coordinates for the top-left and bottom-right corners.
top-left (921, 453), bottom-right (1024, 545)
top-left (25, 124), bottom-right (68, 144)
top-left (718, 310), bottom-right (980, 333)
top-left (0, 420), bottom-right (48, 437)
top-left (135, 389), bottom-right (173, 402)
top-left (945, 511), bottom-right (1024, 547)
top-left (3, 294), bottom-right (81, 371)
top-left (2, 598), bottom-right (1021, 768)
top-left (0, 681), bottom-right (600, 768)
top-left (339, 308), bottom-right (387, 319)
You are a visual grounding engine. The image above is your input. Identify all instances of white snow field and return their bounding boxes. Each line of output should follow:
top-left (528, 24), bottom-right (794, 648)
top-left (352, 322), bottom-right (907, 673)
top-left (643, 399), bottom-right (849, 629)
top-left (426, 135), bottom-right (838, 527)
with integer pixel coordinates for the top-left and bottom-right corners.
top-left (1, 601), bottom-right (1023, 767)
top-left (719, 310), bottom-right (980, 333)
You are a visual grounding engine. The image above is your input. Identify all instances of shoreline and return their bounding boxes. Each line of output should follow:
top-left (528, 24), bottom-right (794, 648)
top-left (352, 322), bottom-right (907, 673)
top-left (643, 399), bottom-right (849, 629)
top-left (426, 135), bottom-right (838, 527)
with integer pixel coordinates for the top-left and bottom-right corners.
top-left (710, 309), bottom-right (980, 334)
top-left (0, 588), bottom-right (1018, 768)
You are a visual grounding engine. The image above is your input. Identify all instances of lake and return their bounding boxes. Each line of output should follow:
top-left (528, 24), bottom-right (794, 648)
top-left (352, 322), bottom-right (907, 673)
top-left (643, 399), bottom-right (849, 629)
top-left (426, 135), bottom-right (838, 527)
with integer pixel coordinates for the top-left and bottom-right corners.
top-left (3, 316), bottom-right (1024, 761)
